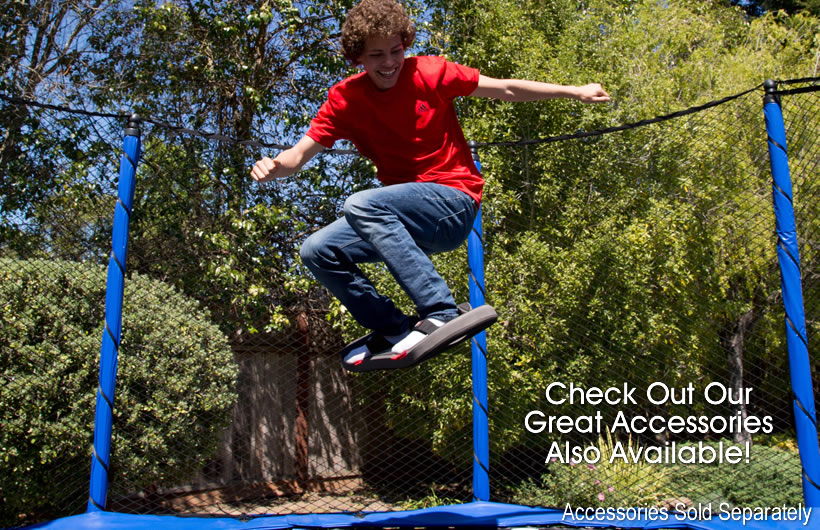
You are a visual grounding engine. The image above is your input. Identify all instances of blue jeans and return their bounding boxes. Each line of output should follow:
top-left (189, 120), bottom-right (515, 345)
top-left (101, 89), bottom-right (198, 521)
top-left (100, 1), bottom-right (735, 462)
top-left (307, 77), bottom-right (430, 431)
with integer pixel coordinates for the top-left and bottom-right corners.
top-left (300, 182), bottom-right (477, 335)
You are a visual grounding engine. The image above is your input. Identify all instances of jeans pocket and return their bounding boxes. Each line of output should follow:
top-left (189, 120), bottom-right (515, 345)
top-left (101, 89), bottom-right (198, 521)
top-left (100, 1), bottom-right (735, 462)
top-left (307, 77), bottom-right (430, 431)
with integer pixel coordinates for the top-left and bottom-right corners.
top-left (431, 206), bottom-right (473, 252)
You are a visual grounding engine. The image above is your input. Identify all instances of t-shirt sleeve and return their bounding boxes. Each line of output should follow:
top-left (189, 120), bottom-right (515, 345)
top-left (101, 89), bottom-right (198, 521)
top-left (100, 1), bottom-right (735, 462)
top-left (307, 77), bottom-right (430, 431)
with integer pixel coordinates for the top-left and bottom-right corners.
top-left (437, 58), bottom-right (480, 101)
top-left (306, 87), bottom-right (347, 148)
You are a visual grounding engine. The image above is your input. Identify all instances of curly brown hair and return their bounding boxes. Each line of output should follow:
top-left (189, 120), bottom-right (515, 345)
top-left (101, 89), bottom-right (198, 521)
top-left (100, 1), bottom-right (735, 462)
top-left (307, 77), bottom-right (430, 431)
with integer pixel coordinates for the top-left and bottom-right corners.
top-left (341, 0), bottom-right (416, 64)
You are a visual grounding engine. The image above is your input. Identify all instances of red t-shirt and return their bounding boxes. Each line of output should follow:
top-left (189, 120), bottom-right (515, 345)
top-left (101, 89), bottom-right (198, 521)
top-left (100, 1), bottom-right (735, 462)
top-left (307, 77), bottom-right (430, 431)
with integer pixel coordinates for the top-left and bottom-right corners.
top-left (307, 56), bottom-right (484, 203)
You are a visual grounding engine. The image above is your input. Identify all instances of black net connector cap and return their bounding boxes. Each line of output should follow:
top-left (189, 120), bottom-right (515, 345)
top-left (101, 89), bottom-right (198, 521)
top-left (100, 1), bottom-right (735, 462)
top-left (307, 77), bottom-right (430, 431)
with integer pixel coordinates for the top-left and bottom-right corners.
top-left (763, 79), bottom-right (779, 105)
top-left (468, 140), bottom-right (480, 162)
top-left (125, 114), bottom-right (142, 137)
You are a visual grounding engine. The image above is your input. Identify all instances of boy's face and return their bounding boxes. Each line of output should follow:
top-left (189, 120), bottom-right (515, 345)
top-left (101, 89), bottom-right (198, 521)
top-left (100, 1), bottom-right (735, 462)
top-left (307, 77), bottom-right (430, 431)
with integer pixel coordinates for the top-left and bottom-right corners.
top-left (357, 34), bottom-right (405, 91)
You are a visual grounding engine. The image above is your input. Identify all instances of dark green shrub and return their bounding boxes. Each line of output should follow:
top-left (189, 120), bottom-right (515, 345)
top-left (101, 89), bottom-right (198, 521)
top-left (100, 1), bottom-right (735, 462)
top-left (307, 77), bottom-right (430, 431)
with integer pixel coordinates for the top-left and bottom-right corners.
top-left (0, 258), bottom-right (238, 526)
top-left (509, 429), bottom-right (672, 508)
top-left (664, 440), bottom-right (803, 508)
top-left (507, 438), bottom-right (803, 510)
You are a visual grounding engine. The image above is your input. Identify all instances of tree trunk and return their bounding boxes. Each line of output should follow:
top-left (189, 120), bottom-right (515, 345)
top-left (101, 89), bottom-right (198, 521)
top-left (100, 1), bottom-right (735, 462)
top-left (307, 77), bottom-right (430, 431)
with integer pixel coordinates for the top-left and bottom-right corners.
top-left (723, 308), bottom-right (757, 444)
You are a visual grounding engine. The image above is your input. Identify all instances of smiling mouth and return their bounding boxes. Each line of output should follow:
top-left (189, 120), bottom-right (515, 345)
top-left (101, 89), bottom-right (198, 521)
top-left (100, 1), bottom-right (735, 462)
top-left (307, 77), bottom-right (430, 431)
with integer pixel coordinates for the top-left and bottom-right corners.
top-left (378, 68), bottom-right (398, 79)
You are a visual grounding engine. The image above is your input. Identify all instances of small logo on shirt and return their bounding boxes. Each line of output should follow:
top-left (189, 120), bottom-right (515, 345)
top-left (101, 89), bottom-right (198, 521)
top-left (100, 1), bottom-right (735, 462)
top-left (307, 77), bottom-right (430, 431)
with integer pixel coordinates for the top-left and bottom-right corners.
top-left (417, 103), bottom-right (430, 113)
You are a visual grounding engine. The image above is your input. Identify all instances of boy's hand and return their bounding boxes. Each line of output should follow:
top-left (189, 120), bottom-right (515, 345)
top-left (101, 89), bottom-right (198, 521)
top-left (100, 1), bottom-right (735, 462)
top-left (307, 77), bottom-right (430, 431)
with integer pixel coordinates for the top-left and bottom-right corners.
top-left (576, 83), bottom-right (610, 103)
top-left (250, 136), bottom-right (325, 183)
top-left (251, 156), bottom-right (286, 183)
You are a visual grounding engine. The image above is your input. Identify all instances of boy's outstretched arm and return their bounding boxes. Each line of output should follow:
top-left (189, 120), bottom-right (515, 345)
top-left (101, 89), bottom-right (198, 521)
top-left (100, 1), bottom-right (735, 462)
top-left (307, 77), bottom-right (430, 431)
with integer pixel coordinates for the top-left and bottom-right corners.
top-left (470, 75), bottom-right (610, 103)
top-left (251, 135), bottom-right (325, 183)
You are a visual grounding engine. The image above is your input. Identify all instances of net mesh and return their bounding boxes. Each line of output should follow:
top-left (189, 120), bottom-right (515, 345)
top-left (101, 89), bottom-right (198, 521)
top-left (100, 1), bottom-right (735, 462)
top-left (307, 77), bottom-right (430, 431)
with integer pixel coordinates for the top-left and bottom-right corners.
top-left (0, 81), bottom-right (817, 526)
top-left (483, 86), bottom-right (816, 511)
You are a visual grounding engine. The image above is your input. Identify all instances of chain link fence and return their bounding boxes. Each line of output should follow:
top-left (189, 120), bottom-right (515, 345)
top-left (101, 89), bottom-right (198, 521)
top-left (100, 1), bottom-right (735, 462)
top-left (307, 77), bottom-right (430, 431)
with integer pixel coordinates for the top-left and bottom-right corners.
top-left (1, 80), bottom-right (817, 527)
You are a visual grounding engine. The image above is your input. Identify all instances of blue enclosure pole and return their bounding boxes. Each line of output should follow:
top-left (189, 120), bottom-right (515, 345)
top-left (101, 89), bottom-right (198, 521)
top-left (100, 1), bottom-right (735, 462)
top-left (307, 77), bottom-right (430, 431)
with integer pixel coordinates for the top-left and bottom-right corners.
top-left (468, 141), bottom-right (490, 502)
top-left (763, 80), bottom-right (820, 507)
top-left (87, 115), bottom-right (142, 512)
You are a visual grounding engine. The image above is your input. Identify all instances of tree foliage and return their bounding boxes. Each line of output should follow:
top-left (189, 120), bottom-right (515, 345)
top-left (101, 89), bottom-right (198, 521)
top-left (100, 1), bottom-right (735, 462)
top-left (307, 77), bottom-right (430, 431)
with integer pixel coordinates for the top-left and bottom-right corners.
top-left (0, 1), bottom-right (117, 224)
top-left (732, 0), bottom-right (820, 17)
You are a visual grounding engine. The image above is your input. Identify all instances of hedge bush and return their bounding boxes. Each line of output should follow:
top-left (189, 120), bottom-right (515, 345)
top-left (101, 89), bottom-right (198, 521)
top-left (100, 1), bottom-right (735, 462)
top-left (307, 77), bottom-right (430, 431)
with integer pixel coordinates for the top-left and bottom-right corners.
top-left (663, 440), bottom-right (803, 508)
top-left (507, 438), bottom-right (803, 510)
top-left (0, 258), bottom-right (238, 526)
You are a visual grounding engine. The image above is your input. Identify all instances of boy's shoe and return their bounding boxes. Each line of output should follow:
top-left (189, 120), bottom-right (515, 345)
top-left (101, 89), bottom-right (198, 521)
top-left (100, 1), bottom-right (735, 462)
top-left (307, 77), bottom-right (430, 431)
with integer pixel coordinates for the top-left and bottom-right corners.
top-left (340, 303), bottom-right (497, 372)
top-left (342, 326), bottom-right (413, 366)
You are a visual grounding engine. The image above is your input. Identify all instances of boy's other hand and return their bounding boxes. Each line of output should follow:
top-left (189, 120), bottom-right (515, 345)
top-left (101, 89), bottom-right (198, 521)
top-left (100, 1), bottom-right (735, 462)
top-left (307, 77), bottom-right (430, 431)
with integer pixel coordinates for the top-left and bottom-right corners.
top-left (250, 136), bottom-right (324, 183)
top-left (251, 156), bottom-right (283, 183)
top-left (576, 83), bottom-right (610, 103)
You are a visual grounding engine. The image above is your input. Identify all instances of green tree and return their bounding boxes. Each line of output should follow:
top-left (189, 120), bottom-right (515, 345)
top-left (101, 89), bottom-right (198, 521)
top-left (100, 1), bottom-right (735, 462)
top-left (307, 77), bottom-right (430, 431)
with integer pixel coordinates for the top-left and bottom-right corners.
top-left (0, 1), bottom-right (115, 227)
top-left (732, 0), bottom-right (820, 17)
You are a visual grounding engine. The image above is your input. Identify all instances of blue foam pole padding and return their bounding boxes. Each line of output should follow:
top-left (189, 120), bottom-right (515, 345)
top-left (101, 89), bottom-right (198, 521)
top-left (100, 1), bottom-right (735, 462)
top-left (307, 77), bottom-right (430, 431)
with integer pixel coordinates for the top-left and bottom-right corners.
top-left (468, 157), bottom-right (490, 502)
top-left (764, 95), bottom-right (820, 507)
top-left (88, 126), bottom-right (141, 512)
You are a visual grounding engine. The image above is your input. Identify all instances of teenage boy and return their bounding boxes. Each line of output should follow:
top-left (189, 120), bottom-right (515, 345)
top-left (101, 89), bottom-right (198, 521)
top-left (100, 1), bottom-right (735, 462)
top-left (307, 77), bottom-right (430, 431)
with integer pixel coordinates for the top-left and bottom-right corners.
top-left (250, 0), bottom-right (609, 367)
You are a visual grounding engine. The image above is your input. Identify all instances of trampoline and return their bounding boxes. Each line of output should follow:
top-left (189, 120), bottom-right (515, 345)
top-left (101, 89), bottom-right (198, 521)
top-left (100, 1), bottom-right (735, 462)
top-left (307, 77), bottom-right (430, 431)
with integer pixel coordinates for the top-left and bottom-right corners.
top-left (22, 501), bottom-right (818, 529)
top-left (6, 79), bottom-right (820, 530)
